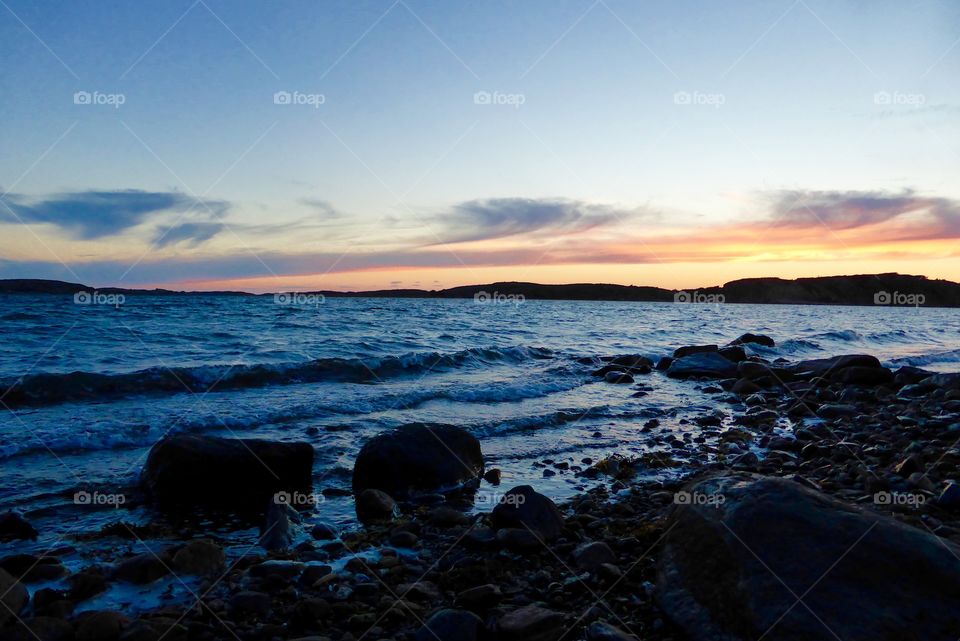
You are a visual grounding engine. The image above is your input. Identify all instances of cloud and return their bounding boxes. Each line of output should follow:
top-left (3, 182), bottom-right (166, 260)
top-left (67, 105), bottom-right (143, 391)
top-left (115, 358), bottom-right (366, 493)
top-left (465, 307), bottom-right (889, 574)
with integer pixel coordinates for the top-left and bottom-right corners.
top-left (299, 198), bottom-right (341, 219)
top-left (0, 189), bottom-right (229, 240)
top-left (152, 222), bottom-right (227, 248)
top-left (429, 197), bottom-right (634, 244)
top-left (766, 189), bottom-right (937, 230)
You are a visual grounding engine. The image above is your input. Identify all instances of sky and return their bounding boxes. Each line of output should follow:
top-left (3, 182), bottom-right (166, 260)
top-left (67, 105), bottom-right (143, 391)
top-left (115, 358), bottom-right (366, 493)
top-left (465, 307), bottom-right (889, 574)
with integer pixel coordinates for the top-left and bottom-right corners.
top-left (1, 0), bottom-right (958, 292)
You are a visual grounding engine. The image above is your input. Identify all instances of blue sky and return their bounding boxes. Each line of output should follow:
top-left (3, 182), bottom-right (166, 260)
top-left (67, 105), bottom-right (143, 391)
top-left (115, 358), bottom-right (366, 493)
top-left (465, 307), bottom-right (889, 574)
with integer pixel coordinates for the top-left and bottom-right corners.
top-left (1, 0), bottom-right (958, 290)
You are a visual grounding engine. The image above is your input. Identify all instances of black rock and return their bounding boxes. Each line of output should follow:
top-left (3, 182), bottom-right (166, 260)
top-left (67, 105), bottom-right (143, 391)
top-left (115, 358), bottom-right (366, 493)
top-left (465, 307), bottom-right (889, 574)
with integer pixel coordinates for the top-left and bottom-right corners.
top-left (352, 423), bottom-right (483, 496)
top-left (731, 333), bottom-right (776, 348)
top-left (141, 434), bottom-right (314, 513)
top-left (0, 511), bottom-right (37, 542)
top-left (658, 473), bottom-right (960, 641)
top-left (490, 485), bottom-right (564, 541)
top-left (666, 352), bottom-right (738, 379)
top-left (673, 344), bottom-right (719, 358)
top-left (415, 608), bottom-right (485, 641)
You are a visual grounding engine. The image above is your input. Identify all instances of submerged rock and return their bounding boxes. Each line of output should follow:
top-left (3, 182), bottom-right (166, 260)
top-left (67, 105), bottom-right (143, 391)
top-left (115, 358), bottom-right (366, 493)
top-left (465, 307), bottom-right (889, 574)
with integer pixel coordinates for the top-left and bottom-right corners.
top-left (0, 511), bottom-right (37, 542)
top-left (666, 352), bottom-right (738, 379)
top-left (141, 434), bottom-right (314, 513)
top-left (658, 473), bottom-right (960, 641)
top-left (352, 423), bottom-right (483, 496)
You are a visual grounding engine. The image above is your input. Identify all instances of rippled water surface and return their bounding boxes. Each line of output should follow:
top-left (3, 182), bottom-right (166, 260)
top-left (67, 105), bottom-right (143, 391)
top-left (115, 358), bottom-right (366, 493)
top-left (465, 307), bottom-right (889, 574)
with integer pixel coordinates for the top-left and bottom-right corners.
top-left (2, 293), bottom-right (959, 586)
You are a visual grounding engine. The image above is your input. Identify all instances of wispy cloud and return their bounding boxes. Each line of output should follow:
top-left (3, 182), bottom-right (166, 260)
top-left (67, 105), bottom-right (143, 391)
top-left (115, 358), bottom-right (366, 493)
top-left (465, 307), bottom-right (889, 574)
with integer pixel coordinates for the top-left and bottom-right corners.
top-left (152, 221), bottom-right (227, 248)
top-left (428, 197), bottom-right (640, 245)
top-left (0, 189), bottom-right (229, 240)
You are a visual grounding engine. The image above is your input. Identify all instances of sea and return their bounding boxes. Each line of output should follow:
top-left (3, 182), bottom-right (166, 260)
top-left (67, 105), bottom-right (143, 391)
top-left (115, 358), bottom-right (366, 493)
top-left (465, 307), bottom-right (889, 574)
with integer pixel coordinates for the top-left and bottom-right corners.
top-left (1, 294), bottom-right (958, 610)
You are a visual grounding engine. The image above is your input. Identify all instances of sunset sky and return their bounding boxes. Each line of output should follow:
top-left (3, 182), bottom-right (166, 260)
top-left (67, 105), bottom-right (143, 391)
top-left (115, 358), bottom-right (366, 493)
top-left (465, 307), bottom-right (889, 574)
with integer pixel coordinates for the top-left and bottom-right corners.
top-left (1, 0), bottom-right (959, 291)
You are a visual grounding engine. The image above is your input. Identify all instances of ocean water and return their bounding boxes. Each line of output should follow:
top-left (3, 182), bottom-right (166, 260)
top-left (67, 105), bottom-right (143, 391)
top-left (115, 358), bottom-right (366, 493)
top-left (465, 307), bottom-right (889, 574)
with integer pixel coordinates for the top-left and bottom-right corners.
top-left (1, 294), bottom-right (959, 595)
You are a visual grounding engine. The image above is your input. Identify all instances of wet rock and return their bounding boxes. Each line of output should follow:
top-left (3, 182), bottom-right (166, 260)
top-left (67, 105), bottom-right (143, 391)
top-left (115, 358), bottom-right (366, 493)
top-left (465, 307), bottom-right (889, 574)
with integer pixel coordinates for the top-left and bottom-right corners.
top-left (415, 608), bottom-right (484, 641)
top-left (171, 539), bottom-right (225, 576)
top-left (658, 473), bottom-right (960, 641)
top-left (490, 486), bottom-right (564, 540)
top-left (356, 488), bottom-right (398, 522)
top-left (260, 501), bottom-right (299, 551)
top-left (586, 621), bottom-right (639, 641)
top-left (603, 371), bottom-right (634, 384)
top-left (497, 605), bottom-right (564, 641)
top-left (0, 511), bottom-right (37, 542)
top-left (310, 521), bottom-right (339, 540)
top-left (67, 568), bottom-right (108, 602)
top-left (427, 505), bottom-right (471, 527)
top-left (731, 378), bottom-right (762, 395)
top-left (352, 423), bottom-right (483, 496)
top-left (793, 354), bottom-right (882, 377)
top-left (718, 345), bottom-right (747, 362)
top-left (249, 560), bottom-right (305, 581)
top-left (573, 541), bottom-right (617, 571)
top-left (731, 333), bottom-right (775, 348)
top-left (142, 434), bottom-right (314, 513)
top-left (655, 356), bottom-right (673, 371)
top-left (893, 455), bottom-right (923, 477)
top-left (817, 403), bottom-right (858, 419)
top-left (484, 468), bottom-right (502, 485)
top-left (114, 553), bottom-right (170, 584)
top-left (0, 554), bottom-right (68, 583)
top-left (0, 567), bottom-right (28, 627)
top-left (389, 530), bottom-right (419, 547)
top-left (75, 611), bottom-right (128, 641)
top-left (673, 344), bottom-right (718, 358)
top-left (831, 366), bottom-right (894, 387)
top-left (666, 352), bottom-right (738, 379)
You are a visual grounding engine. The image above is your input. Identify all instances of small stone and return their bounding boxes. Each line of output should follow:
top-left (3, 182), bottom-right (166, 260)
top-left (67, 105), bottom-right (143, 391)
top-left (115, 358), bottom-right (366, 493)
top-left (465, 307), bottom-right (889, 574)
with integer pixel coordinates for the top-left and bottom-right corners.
top-left (496, 528), bottom-right (542, 553)
top-left (938, 482), bottom-right (960, 508)
top-left (484, 469), bottom-right (502, 485)
top-left (498, 605), bottom-right (564, 641)
top-left (427, 506), bottom-right (471, 527)
top-left (586, 621), bottom-right (639, 641)
top-left (356, 489), bottom-right (398, 522)
top-left (389, 531), bottom-right (419, 548)
top-left (573, 541), bottom-right (617, 571)
top-left (0, 511), bottom-right (37, 542)
top-left (0, 568), bottom-right (28, 627)
top-left (311, 521), bottom-right (339, 540)
top-left (114, 553), bottom-right (170, 584)
top-left (456, 584), bottom-right (502, 610)
top-left (75, 611), bottom-right (129, 641)
top-left (171, 539), bottom-right (225, 576)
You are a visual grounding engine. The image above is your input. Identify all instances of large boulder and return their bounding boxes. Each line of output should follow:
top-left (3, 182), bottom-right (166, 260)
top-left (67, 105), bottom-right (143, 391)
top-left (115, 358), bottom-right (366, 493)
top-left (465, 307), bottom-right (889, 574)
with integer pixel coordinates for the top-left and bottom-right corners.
top-left (657, 473), bottom-right (960, 641)
top-left (666, 352), bottom-right (738, 379)
top-left (352, 423), bottom-right (483, 496)
top-left (142, 435), bottom-right (314, 513)
top-left (490, 485), bottom-right (564, 541)
top-left (673, 344), bottom-right (719, 359)
top-left (731, 333), bottom-right (775, 348)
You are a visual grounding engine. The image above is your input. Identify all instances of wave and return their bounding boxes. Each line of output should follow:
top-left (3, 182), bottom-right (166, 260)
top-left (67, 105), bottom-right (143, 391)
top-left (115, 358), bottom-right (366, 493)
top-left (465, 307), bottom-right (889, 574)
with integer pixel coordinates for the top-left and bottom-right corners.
top-left (888, 348), bottom-right (960, 368)
top-left (1, 346), bottom-right (554, 409)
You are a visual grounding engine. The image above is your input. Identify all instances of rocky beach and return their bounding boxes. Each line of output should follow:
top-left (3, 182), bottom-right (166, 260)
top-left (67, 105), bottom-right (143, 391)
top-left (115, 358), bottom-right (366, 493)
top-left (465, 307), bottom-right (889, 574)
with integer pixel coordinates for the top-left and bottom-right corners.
top-left (4, 331), bottom-right (960, 641)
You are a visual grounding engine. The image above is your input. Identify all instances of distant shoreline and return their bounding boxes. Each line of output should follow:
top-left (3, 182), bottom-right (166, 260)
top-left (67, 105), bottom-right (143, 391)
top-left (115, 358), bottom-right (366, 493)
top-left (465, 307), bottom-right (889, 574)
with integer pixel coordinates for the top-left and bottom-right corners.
top-left (1, 272), bottom-right (959, 307)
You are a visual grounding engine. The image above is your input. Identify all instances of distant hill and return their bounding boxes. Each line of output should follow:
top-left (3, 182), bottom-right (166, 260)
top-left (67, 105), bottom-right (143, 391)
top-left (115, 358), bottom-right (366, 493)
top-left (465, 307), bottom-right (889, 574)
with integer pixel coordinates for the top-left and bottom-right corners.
top-left (1, 273), bottom-right (958, 307)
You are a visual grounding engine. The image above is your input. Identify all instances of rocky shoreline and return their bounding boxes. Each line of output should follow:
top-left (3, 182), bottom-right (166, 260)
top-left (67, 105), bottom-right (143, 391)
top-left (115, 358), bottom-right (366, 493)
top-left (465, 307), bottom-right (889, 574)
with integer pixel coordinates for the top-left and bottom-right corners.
top-left (4, 333), bottom-right (960, 641)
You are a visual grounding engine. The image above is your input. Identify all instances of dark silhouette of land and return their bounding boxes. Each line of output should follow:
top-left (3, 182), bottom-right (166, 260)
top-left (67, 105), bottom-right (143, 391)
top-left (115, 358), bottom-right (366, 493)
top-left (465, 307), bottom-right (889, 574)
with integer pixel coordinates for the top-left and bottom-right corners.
top-left (1, 273), bottom-right (958, 307)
